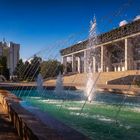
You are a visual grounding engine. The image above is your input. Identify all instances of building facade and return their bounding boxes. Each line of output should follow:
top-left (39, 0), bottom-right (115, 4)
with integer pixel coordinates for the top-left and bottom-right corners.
top-left (0, 40), bottom-right (20, 75)
top-left (60, 19), bottom-right (140, 74)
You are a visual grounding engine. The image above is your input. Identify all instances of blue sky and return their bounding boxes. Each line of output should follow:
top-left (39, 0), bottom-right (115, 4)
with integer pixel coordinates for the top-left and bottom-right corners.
top-left (0, 0), bottom-right (139, 59)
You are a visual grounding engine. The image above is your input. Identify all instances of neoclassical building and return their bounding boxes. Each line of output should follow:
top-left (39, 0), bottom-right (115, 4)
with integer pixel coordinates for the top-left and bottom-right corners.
top-left (0, 40), bottom-right (20, 75)
top-left (60, 19), bottom-right (140, 74)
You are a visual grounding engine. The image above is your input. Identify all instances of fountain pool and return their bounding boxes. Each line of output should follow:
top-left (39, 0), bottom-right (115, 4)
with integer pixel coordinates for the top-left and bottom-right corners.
top-left (10, 89), bottom-right (140, 140)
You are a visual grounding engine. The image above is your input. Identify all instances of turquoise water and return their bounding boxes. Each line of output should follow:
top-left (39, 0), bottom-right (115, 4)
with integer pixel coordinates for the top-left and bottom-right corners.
top-left (11, 89), bottom-right (140, 140)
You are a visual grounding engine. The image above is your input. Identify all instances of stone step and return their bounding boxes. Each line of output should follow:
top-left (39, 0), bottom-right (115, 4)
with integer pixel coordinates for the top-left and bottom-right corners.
top-left (46, 70), bottom-right (140, 86)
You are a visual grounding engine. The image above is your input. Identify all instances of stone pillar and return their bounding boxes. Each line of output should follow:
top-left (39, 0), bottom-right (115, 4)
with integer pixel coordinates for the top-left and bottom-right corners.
top-left (100, 46), bottom-right (104, 72)
top-left (84, 50), bottom-right (87, 73)
top-left (105, 46), bottom-right (113, 72)
top-left (114, 66), bottom-right (117, 72)
top-left (125, 38), bottom-right (133, 70)
top-left (77, 57), bottom-right (81, 73)
top-left (72, 54), bottom-right (76, 72)
top-left (62, 56), bottom-right (67, 74)
top-left (102, 46), bottom-right (108, 72)
top-left (93, 56), bottom-right (96, 72)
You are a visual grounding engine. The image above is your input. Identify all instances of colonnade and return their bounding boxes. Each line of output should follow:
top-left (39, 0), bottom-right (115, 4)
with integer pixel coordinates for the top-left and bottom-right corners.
top-left (62, 37), bottom-right (139, 74)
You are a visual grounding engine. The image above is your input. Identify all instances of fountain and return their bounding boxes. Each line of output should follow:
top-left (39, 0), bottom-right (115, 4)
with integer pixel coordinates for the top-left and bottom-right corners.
top-left (55, 72), bottom-right (64, 95)
top-left (85, 16), bottom-right (97, 102)
top-left (36, 73), bottom-right (43, 93)
top-left (9, 14), bottom-right (140, 140)
top-left (85, 67), bottom-right (95, 102)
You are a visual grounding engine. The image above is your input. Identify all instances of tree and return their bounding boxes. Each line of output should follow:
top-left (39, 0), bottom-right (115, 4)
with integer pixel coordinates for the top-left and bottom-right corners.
top-left (27, 55), bottom-right (42, 80)
top-left (0, 56), bottom-right (10, 80)
top-left (14, 56), bottom-right (42, 81)
top-left (13, 59), bottom-right (24, 80)
top-left (40, 59), bottom-right (64, 79)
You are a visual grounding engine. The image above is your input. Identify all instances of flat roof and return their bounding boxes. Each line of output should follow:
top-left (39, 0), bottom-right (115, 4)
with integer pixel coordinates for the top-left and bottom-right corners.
top-left (60, 19), bottom-right (140, 56)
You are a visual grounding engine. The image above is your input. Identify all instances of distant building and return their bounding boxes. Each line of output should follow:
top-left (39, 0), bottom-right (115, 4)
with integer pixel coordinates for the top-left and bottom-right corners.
top-left (0, 39), bottom-right (20, 75)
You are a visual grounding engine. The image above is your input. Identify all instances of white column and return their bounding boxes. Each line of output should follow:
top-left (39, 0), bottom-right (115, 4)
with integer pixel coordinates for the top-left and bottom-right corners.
top-left (125, 38), bottom-right (133, 70)
top-left (72, 54), bottom-right (76, 72)
top-left (114, 66), bottom-right (116, 72)
top-left (62, 56), bottom-right (67, 73)
top-left (77, 57), bottom-right (81, 73)
top-left (125, 38), bottom-right (128, 70)
top-left (62, 56), bottom-right (67, 65)
top-left (101, 46), bottom-right (104, 72)
top-left (93, 56), bottom-right (96, 72)
top-left (102, 46), bottom-right (108, 72)
top-left (84, 50), bottom-right (87, 73)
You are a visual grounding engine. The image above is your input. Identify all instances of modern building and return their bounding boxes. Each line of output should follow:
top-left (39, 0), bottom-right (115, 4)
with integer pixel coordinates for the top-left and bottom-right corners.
top-left (60, 18), bottom-right (140, 74)
top-left (0, 40), bottom-right (20, 75)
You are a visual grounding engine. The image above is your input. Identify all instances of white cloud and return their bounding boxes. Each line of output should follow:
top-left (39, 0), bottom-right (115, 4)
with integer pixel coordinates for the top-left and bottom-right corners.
top-left (133, 15), bottom-right (140, 21)
top-left (119, 20), bottom-right (128, 27)
top-left (23, 59), bottom-right (27, 62)
top-left (23, 58), bottom-right (32, 63)
top-left (77, 40), bottom-right (82, 44)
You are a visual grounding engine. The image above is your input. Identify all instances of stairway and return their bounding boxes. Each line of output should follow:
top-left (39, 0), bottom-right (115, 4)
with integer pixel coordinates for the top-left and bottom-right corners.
top-left (45, 70), bottom-right (140, 87)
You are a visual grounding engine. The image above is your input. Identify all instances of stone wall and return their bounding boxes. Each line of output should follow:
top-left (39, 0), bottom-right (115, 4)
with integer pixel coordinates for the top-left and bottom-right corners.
top-left (0, 90), bottom-right (62, 140)
top-left (107, 75), bottom-right (140, 85)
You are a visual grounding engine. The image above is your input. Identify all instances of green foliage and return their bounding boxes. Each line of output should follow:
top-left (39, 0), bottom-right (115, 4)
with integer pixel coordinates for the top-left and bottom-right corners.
top-left (14, 57), bottom-right (63, 81)
top-left (40, 59), bottom-right (64, 78)
top-left (13, 59), bottom-right (24, 80)
top-left (0, 56), bottom-right (10, 80)
top-left (14, 55), bottom-right (42, 81)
